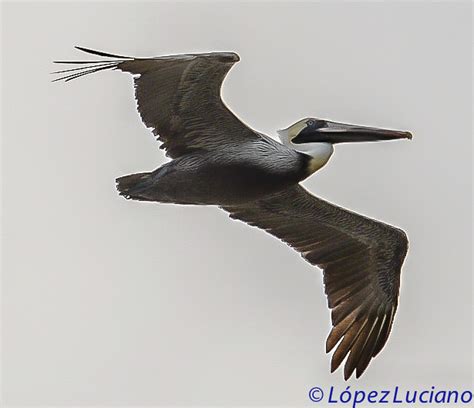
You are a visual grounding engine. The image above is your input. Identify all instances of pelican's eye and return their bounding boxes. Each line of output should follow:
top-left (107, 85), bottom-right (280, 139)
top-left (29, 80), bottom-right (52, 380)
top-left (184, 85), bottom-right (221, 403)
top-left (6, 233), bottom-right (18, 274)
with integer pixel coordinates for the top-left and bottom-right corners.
top-left (306, 119), bottom-right (328, 130)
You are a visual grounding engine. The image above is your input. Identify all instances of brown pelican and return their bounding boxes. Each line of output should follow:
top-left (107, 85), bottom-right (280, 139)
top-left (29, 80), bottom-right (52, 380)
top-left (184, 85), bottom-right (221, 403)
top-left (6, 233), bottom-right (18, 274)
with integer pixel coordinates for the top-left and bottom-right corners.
top-left (53, 47), bottom-right (412, 380)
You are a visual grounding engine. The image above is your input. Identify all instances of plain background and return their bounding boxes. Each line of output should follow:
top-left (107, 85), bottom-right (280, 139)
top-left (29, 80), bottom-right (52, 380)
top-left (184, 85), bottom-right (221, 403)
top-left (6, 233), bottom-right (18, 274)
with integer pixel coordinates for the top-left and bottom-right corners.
top-left (1, 1), bottom-right (472, 406)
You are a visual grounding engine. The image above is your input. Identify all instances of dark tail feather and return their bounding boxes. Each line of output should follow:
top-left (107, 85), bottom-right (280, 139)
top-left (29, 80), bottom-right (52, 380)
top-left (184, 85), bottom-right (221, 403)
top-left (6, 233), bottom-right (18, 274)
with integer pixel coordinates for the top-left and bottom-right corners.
top-left (52, 64), bottom-right (118, 82)
top-left (52, 46), bottom-right (135, 82)
top-left (116, 172), bottom-right (154, 201)
top-left (74, 46), bottom-right (134, 60)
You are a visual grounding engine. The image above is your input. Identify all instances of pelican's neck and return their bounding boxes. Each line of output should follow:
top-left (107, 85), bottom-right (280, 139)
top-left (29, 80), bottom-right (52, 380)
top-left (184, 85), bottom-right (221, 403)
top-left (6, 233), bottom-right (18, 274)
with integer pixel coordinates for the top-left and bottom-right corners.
top-left (297, 142), bottom-right (334, 175)
top-left (277, 129), bottom-right (334, 175)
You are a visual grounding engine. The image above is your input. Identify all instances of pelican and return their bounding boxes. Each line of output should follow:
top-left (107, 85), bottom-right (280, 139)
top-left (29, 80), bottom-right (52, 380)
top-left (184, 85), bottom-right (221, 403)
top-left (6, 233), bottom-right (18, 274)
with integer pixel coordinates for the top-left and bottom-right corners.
top-left (53, 47), bottom-right (412, 380)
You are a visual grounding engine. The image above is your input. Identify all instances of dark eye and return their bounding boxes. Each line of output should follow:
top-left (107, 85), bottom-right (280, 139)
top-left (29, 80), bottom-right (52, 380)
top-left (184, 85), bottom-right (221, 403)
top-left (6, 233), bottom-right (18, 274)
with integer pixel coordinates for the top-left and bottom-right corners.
top-left (307, 120), bottom-right (315, 127)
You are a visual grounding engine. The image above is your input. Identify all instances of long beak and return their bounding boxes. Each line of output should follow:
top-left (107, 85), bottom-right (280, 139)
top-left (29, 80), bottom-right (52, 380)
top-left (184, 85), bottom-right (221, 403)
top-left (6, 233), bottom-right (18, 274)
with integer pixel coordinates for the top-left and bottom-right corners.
top-left (296, 121), bottom-right (412, 144)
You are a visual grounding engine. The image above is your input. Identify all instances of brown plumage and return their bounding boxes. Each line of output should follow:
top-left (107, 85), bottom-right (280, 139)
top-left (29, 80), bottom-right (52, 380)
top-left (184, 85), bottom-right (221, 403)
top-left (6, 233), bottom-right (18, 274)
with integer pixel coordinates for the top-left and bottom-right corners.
top-left (53, 47), bottom-right (262, 159)
top-left (53, 47), bottom-right (410, 380)
top-left (223, 186), bottom-right (408, 379)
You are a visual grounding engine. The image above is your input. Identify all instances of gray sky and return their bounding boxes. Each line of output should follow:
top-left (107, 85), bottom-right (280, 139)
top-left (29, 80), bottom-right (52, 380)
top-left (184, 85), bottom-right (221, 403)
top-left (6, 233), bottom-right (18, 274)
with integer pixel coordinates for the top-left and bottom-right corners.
top-left (2, 1), bottom-right (472, 406)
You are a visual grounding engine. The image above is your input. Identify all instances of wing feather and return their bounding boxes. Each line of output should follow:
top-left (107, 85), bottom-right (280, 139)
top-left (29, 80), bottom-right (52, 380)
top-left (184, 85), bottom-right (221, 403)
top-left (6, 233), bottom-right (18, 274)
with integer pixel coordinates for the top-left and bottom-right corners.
top-left (53, 47), bottom-right (262, 158)
top-left (223, 185), bottom-right (408, 379)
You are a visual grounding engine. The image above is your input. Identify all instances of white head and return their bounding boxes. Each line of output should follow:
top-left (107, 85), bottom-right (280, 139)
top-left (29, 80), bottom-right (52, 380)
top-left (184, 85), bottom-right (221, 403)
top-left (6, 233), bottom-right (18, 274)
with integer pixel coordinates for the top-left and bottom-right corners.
top-left (278, 118), bottom-right (334, 174)
top-left (277, 117), bottom-right (412, 175)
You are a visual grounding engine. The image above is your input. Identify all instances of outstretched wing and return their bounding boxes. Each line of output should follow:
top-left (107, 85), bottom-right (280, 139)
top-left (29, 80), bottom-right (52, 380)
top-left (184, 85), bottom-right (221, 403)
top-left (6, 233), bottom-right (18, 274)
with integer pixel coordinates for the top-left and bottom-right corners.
top-left (223, 186), bottom-right (408, 380)
top-left (53, 46), bottom-right (262, 158)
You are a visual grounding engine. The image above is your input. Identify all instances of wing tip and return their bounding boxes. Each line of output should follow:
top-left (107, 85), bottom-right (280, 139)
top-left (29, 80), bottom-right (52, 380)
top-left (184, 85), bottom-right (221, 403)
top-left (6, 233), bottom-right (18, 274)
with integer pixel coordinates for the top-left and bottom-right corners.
top-left (214, 52), bottom-right (240, 63)
top-left (229, 52), bottom-right (240, 62)
top-left (355, 365), bottom-right (367, 379)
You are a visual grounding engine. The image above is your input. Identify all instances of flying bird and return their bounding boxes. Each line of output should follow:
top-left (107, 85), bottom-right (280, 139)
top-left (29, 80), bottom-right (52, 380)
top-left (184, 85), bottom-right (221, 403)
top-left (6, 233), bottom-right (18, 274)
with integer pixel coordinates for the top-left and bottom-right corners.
top-left (53, 47), bottom-right (412, 380)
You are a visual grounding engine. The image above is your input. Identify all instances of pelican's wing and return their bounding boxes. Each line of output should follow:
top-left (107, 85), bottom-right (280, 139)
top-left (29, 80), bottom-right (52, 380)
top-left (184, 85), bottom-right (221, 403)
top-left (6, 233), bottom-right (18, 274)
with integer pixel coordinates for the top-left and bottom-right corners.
top-left (53, 46), bottom-right (262, 158)
top-left (223, 185), bottom-right (408, 380)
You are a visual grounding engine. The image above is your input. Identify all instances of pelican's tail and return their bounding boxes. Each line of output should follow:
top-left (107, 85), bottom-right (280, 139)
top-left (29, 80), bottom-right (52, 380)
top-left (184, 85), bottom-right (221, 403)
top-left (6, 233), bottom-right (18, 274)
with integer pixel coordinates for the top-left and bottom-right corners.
top-left (116, 172), bottom-right (154, 201)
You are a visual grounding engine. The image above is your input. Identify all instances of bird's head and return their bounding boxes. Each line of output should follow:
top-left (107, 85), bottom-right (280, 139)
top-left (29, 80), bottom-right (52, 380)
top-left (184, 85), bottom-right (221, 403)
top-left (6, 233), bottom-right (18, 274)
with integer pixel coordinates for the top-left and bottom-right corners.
top-left (277, 117), bottom-right (412, 175)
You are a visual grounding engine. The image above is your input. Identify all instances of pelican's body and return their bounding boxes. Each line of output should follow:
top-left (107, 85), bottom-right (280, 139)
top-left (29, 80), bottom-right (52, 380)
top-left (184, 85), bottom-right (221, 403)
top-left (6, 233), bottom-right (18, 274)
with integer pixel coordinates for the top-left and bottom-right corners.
top-left (54, 47), bottom-right (412, 380)
top-left (117, 134), bottom-right (310, 205)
